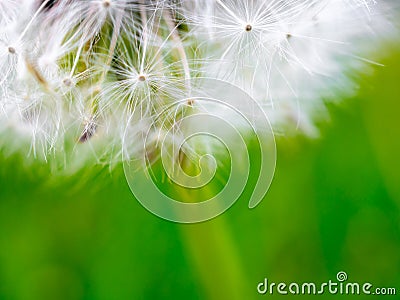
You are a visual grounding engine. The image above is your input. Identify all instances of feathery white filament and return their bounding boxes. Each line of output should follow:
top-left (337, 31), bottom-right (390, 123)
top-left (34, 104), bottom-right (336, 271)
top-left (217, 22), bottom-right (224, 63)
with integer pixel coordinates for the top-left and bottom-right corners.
top-left (0, 0), bottom-right (396, 164)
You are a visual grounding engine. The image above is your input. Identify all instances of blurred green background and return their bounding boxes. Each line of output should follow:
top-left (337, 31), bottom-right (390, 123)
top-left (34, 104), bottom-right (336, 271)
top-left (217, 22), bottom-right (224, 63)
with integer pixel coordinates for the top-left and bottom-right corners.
top-left (1, 43), bottom-right (400, 300)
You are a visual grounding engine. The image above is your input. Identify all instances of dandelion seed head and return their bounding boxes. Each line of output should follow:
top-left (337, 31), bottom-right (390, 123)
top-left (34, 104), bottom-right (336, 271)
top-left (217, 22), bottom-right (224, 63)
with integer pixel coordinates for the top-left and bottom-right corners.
top-left (7, 46), bottom-right (16, 54)
top-left (63, 78), bottom-right (72, 87)
top-left (0, 0), bottom-right (397, 166)
top-left (245, 24), bottom-right (252, 32)
top-left (138, 75), bottom-right (147, 82)
top-left (102, 0), bottom-right (111, 8)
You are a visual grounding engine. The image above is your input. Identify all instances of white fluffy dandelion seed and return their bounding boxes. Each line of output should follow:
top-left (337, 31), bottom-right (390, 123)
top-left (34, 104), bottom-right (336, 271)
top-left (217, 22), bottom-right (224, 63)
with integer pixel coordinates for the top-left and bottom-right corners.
top-left (183, 0), bottom-right (394, 134)
top-left (0, 0), bottom-right (397, 165)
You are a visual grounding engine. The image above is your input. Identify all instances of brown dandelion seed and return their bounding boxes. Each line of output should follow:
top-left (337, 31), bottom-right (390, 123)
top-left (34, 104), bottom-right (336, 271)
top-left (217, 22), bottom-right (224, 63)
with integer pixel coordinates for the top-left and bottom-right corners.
top-left (63, 78), bottom-right (72, 87)
top-left (245, 24), bottom-right (253, 32)
top-left (8, 47), bottom-right (16, 54)
top-left (79, 121), bottom-right (97, 143)
top-left (138, 75), bottom-right (146, 82)
top-left (25, 59), bottom-right (48, 88)
top-left (103, 0), bottom-right (111, 8)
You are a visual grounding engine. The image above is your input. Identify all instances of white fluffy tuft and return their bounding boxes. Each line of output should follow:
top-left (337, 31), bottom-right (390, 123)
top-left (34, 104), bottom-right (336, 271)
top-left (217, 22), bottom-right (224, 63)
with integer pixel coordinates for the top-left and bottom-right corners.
top-left (0, 0), bottom-right (397, 165)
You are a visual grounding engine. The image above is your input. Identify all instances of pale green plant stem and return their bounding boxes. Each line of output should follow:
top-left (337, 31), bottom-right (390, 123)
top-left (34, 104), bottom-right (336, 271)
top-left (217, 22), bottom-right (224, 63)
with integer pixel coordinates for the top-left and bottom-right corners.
top-left (177, 187), bottom-right (251, 300)
top-left (180, 223), bottom-right (250, 299)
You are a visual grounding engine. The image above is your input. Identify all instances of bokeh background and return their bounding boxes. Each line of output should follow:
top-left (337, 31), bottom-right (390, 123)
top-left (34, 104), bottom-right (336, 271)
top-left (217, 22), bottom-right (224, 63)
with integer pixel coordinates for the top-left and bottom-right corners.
top-left (1, 41), bottom-right (400, 299)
